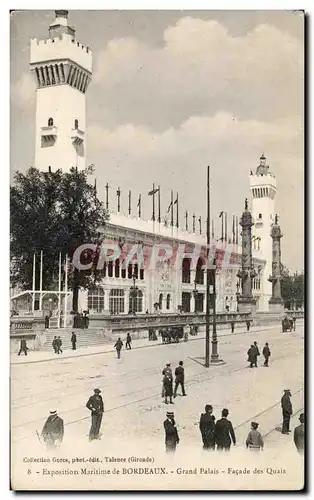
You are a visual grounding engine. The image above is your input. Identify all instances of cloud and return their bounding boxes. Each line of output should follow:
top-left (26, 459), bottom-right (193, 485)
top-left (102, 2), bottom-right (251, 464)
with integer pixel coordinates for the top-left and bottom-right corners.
top-left (87, 111), bottom-right (303, 271)
top-left (93, 18), bottom-right (303, 128)
top-left (11, 72), bottom-right (35, 114)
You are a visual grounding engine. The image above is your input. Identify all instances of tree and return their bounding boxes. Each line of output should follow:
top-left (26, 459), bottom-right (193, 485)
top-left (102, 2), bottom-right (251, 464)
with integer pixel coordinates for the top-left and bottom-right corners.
top-left (10, 167), bottom-right (108, 311)
top-left (281, 266), bottom-right (304, 310)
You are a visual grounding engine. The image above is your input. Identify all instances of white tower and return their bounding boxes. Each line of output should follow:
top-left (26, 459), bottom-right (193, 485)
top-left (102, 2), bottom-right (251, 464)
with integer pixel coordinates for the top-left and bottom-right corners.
top-left (249, 154), bottom-right (277, 311)
top-left (30, 10), bottom-right (92, 172)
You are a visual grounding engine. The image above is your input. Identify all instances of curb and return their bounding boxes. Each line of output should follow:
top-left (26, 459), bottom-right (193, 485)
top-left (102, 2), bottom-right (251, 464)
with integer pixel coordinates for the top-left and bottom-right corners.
top-left (11, 324), bottom-right (283, 366)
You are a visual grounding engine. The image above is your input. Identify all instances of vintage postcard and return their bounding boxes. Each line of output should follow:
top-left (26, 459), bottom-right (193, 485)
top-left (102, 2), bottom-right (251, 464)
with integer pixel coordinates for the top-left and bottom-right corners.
top-left (10, 9), bottom-right (304, 491)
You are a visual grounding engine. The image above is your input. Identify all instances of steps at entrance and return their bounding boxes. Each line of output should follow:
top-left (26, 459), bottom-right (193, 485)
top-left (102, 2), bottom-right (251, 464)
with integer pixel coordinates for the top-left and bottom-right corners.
top-left (39, 328), bottom-right (111, 351)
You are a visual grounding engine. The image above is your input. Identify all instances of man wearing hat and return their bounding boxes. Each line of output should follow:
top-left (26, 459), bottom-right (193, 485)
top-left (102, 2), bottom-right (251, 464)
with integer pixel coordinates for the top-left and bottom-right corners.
top-left (163, 411), bottom-right (179, 452)
top-left (199, 405), bottom-right (216, 450)
top-left (281, 389), bottom-right (293, 434)
top-left (86, 389), bottom-right (104, 441)
top-left (214, 409), bottom-right (236, 451)
top-left (293, 413), bottom-right (304, 454)
top-left (246, 422), bottom-right (264, 451)
top-left (41, 410), bottom-right (64, 449)
top-left (161, 363), bottom-right (172, 399)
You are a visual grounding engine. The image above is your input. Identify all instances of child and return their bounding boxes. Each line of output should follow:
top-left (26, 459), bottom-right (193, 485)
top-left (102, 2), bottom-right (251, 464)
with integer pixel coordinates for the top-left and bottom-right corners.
top-left (246, 422), bottom-right (264, 451)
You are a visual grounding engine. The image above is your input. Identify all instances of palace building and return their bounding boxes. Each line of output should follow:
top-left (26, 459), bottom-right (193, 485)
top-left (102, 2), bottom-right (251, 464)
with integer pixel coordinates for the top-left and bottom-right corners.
top-left (11, 10), bottom-right (280, 318)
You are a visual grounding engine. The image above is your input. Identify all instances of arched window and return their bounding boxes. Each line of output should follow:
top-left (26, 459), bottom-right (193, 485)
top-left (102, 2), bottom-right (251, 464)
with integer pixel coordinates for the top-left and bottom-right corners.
top-left (74, 119), bottom-right (79, 129)
top-left (159, 293), bottom-right (163, 310)
top-left (109, 289), bottom-right (124, 314)
top-left (182, 258), bottom-right (191, 284)
top-left (129, 289), bottom-right (143, 313)
top-left (48, 117), bottom-right (53, 127)
top-left (114, 259), bottom-right (120, 278)
top-left (259, 213), bottom-right (262, 219)
top-left (166, 293), bottom-right (171, 310)
top-left (195, 257), bottom-right (204, 285)
top-left (87, 287), bottom-right (104, 313)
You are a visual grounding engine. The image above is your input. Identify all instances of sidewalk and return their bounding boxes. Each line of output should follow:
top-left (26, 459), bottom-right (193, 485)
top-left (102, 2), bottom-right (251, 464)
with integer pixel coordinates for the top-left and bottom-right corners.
top-left (11, 324), bottom-right (280, 365)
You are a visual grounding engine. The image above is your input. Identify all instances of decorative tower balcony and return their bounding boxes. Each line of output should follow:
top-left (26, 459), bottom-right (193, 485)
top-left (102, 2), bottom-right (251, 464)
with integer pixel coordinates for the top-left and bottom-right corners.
top-left (40, 125), bottom-right (58, 140)
top-left (71, 128), bottom-right (84, 145)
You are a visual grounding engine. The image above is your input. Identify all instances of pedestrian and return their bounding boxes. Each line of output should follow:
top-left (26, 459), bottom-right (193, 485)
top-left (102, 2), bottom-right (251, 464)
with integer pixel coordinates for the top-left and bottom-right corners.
top-left (163, 411), bottom-right (179, 452)
top-left (246, 422), bottom-right (264, 451)
top-left (247, 344), bottom-right (256, 368)
top-left (163, 370), bottom-right (174, 405)
top-left (253, 341), bottom-right (260, 367)
top-left (114, 337), bottom-right (123, 358)
top-left (71, 332), bottom-right (77, 350)
top-left (293, 315), bottom-right (296, 331)
top-left (231, 321), bottom-right (235, 333)
top-left (293, 413), bottom-right (304, 454)
top-left (214, 408), bottom-right (236, 451)
top-left (44, 315), bottom-right (49, 329)
top-left (162, 363), bottom-right (172, 399)
top-left (41, 410), bottom-right (64, 449)
top-left (281, 389), bottom-right (293, 434)
top-left (199, 405), bottom-right (216, 450)
top-left (125, 333), bottom-right (132, 350)
top-left (52, 336), bottom-right (58, 354)
top-left (18, 338), bottom-right (28, 356)
top-left (57, 336), bottom-right (63, 354)
top-left (174, 361), bottom-right (186, 398)
top-left (262, 342), bottom-right (271, 367)
top-left (246, 320), bottom-right (251, 332)
top-left (86, 388), bottom-right (104, 441)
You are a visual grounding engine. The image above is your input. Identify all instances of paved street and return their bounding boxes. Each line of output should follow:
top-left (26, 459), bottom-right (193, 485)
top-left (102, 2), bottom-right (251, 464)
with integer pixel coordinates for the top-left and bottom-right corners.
top-left (11, 322), bottom-right (304, 490)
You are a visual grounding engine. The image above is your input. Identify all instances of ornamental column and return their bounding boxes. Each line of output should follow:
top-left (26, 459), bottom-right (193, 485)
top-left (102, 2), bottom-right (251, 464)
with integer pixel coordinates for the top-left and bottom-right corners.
top-left (237, 198), bottom-right (257, 314)
top-left (268, 214), bottom-right (284, 314)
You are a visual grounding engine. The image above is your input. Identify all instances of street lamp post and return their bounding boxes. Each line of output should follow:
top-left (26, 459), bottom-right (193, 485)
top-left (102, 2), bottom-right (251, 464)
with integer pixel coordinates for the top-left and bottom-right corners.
top-left (193, 280), bottom-right (199, 313)
top-left (210, 262), bottom-right (219, 362)
top-left (236, 281), bottom-right (240, 312)
top-left (130, 273), bottom-right (138, 315)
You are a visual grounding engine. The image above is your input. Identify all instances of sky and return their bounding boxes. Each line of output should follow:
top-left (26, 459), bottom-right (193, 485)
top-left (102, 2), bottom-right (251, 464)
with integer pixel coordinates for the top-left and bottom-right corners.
top-left (10, 10), bottom-right (304, 272)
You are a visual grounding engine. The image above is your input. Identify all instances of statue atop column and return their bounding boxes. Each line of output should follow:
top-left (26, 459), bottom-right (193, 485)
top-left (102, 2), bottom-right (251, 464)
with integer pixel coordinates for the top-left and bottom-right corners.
top-left (268, 214), bottom-right (284, 314)
top-left (236, 199), bottom-right (257, 314)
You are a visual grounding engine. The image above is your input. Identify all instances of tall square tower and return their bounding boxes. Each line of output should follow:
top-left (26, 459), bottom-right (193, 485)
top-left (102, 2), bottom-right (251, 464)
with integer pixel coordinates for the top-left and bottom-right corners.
top-left (249, 155), bottom-right (277, 311)
top-left (30, 10), bottom-right (92, 172)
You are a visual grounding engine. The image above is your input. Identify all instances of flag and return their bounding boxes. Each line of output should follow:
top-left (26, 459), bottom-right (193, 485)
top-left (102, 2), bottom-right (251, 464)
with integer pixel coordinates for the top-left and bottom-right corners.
top-left (219, 211), bottom-right (224, 218)
top-left (86, 164), bottom-right (95, 174)
top-left (167, 201), bottom-right (173, 213)
top-left (148, 188), bottom-right (160, 196)
top-left (137, 194), bottom-right (141, 207)
top-left (174, 198), bottom-right (178, 205)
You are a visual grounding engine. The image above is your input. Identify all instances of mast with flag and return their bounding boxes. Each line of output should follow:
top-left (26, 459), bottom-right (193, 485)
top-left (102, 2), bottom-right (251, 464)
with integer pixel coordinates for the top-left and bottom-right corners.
top-left (175, 193), bottom-right (179, 228)
top-left (185, 210), bottom-right (188, 232)
top-left (128, 190), bottom-right (131, 215)
top-left (219, 211), bottom-right (224, 241)
top-left (158, 185), bottom-right (161, 223)
top-left (232, 215), bottom-right (235, 244)
top-left (198, 216), bottom-right (202, 235)
top-left (148, 184), bottom-right (160, 221)
top-left (225, 213), bottom-right (228, 243)
top-left (137, 194), bottom-right (141, 218)
top-left (192, 213), bottom-right (196, 233)
top-left (105, 183), bottom-right (109, 210)
top-left (117, 187), bottom-right (121, 213)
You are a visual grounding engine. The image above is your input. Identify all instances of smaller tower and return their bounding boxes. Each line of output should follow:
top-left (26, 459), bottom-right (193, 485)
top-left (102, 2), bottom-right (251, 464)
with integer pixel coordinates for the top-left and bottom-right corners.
top-left (268, 214), bottom-right (284, 314)
top-left (237, 198), bottom-right (257, 313)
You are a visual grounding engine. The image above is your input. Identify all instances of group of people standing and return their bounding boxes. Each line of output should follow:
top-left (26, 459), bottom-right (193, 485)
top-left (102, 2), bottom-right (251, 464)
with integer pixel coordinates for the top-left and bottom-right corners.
top-left (161, 362), bottom-right (186, 404)
top-left (52, 336), bottom-right (63, 354)
top-left (247, 341), bottom-right (271, 368)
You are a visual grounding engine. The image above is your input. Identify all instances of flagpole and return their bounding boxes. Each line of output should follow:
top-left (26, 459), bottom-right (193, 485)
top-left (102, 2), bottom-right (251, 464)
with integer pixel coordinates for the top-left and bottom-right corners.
top-left (211, 220), bottom-right (214, 239)
top-left (176, 193), bottom-right (179, 228)
top-left (232, 215), bottom-right (235, 244)
top-left (193, 213), bottom-right (196, 233)
top-left (105, 183), bottom-right (109, 210)
top-left (128, 190), bottom-right (131, 215)
top-left (32, 252), bottom-right (36, 313)
top-left (185, 210), bottom-right (188, 232)
top-left (39, 250), bottom-right (43, 311)
top-left (138, 194), bottom-right (141, 218)
top-left (158, 186), bottom-right (161, 223)
top-left (225, 212), bottom-right (228, 243)
top-left (221, 212), bottom-right (224, 242)
top-left (205, 166), bottom-right (210, 367)
top-left (57, 252), bottom-right (62, 329)
top-left (64, 254), bottom-right (68, 328)
top-left (152, 183), bottom-right (155, 221)
top-left (171, 190), bottom-right (174, 227)
top-left (236, 216), bottom-right (239, 245)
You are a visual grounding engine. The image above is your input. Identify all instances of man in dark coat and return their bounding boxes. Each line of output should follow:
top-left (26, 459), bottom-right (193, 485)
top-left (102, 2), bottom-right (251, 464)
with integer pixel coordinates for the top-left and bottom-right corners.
top-left (231, 321), bottom-right (235, 333)
top-left (163, 372), bottom-right (174, 405)
top-left (293, 413), bottom-right (304, 454)
top-left (114, 338), bottom-right (123, 358)
top-left (86, 388), bottom-right (104, 441)
top-left (71, 332), bottom-right (77, 350)
top-left (52, 336), bottom-right (58, 354)
top-left (253, 341), bottom-right (260, 367)
top-left (125, 333), bottom-right (132, 350)
top-left (41, 410), bottom-right (64, 449)
top-left (281, 389), bottom-right (293, 434)
top-left (199, 404), bottom-right (216, 450)
top-left (246, 320), bottom-right (251, 332)
top-left (174, 361), bottom-right (186, 398)
top-left (57, 336), bottom-right (63, 354)
top-left (214, 408), bottom-right (236, 451)
top-left (262, 342), bottom-right (271, 367)
top-left (45, 315), bottom-right (49, 329)
top-left (163, 411), bottom-right (179, 452)
top-left (247, 345), bottom-right (256, 368)
top-left (18, 338), bottom-right (28, 356)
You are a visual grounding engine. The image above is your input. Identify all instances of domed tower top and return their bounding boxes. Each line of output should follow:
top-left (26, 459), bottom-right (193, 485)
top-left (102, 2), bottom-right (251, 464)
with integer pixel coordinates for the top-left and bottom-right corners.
top-left (49, 9), bottom-right (76, 39)
top-left (256, 154), bottom-right (271, 176)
